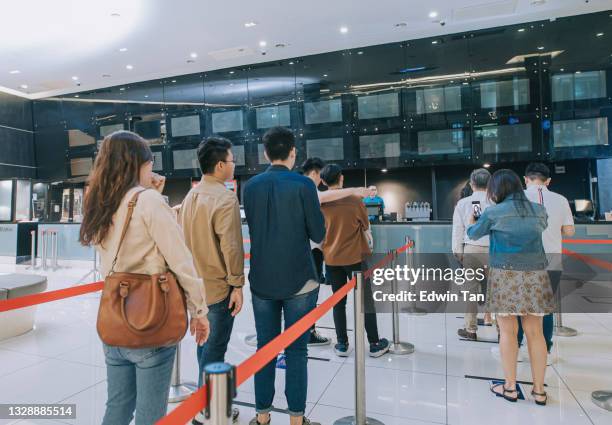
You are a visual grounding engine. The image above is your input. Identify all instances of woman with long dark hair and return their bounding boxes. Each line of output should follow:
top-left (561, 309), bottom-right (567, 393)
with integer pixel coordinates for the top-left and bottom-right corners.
top-left (80, 131), bottom-right (210, 425)
top-left (467, 169), bottom-right (554, 406)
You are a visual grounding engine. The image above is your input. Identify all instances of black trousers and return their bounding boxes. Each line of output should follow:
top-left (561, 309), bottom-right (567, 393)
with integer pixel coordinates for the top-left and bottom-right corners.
top-left (326, 262), bottom-right (380, 344)
top-left (311, 248), bottom-right (325, 283)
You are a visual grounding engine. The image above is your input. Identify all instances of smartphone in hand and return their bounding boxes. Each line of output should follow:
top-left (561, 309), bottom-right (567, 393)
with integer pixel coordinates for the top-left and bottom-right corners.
top-left (472, 201), bottom-right (482, 220)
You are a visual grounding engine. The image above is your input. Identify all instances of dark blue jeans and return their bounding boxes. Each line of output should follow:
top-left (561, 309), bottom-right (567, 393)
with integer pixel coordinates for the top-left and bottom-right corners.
top-left (197, 294), bottom-right (235, 387)
top-left (251, 287), bottom-right (318, 417)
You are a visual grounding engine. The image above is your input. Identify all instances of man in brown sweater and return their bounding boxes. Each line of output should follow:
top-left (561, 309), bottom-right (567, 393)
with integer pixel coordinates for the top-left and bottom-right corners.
top-left (179, 136), bottom-right (244, 424)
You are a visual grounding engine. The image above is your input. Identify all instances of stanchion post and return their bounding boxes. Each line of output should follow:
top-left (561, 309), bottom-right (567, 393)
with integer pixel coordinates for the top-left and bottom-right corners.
top-left (404, 236), bottom-right (427, 316)
top-left (204, 362), bottom-right (236, 425)
top-left (389, 248), bottom-right (415, 355)
top-left (41, 230), bottom-right (48, 271)
top-left (27, 230), bottom-right (37, 269)
top-left (334, 272), bottom-right (384, 425)
top-left (553, 284), bottom-right (577, 337)
top-left (592, 390), bottom-right (612, 411)
top-left (51, 230), bottom-right (59, 270)
top-left (168, 343), bottom-right (198, 403)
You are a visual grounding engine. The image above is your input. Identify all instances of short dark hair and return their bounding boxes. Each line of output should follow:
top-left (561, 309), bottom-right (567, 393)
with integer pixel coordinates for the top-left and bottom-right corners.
top-left (320, 163), bottom-right (343, 186)
top-left (525, 162), bottom-right (551, 180)
top-left (262, 127), bottom-right (295, 161)
top-left (301, 157), bottom-right (325, 175)
top-left (197, 136), bottom-right (232, 174)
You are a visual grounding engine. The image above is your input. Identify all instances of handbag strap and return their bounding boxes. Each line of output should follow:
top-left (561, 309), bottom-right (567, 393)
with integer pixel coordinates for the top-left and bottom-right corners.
top-left (109, 188), bottom-right (148, 275)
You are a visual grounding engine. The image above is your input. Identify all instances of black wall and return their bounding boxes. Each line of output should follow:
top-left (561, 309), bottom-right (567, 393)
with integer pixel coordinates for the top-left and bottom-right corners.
top-left (0, 92), bottom-right (35, 178)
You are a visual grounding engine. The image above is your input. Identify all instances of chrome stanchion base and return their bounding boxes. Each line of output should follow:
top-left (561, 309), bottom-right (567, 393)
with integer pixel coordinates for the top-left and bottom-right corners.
top-left (168, 382), bottom-right (198, 403)
top-left (389, 342), bottom-right (414, 355)
top-left (554, 326), bottom-right (577, 337)
top-left (592, 390), bottom-right (612, 411)
top-left (334, 416), bottom-right (385, 425)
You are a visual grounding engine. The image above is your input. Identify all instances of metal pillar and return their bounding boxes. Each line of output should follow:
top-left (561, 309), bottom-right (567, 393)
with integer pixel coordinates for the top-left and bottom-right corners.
top-left (168, 343), bottom-right (198, 403)
top-left (205, 362), bottom-right (236, 425)
top-left (388, 248), bottom-right (414, 355)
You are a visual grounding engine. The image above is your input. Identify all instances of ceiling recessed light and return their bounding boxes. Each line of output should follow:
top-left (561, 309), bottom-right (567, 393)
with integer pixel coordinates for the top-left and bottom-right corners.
top-left (394, 22), bottom-right (407, 28)
top-left (9, 70), bottom-right (20, 74)
top-left (462, 82), bottom-right (469, 85)
top-left (244, 21), bottom-right (257, 28)
top-left (190, 52), bottom-right (198, 58)
top-left (518, 28), bottom-right (525, 32)
top-left (110, 13), bottom-right (120, 18)
top-left (537, 46), bottom-right (545, 50)
top-left (432, 40), bottom-right (439, 44)
top-left (119, 87), bottom-right (125, 91)
top-left (483, 163), bottom-right (491, 168)
top-left (597, 32), bottom-right (604, 37)
top-left (20, 84), bottom-right (28, 89)
top-left (74, 95), bottom-right (79, 98)
top-left (357, 51), bottom-right (363, 55)
top-left (71, 76), bottom-right (78, 81)
top-left (187, 59), bottom-right (195, 63)
top-left (259, 41), bottom-right (267, 47)
top-left (288, 61), bottom-right (294, 65)
top-left (229, 71), bottom-right (235, 74)
top-left (340, 26), bottom-right (348, 34)
top-left (144, 95), bottom-right (149, 98)
top-left (119, 47), bottom-right (128, 52)
top-left (575, 70), bottom-right (581, 74)
top-left (428, 11), bottom-right (438, 19)
top-left (171, 80), bottom-right (176, 83)
top-left (381, 168), bottom-right (388, 173)
top-left (323, 74), bottom-right (328, 77)
top-left (126, 64), bottom-right (133, 70)
top-left (275, 43), bottom-right (286, 48)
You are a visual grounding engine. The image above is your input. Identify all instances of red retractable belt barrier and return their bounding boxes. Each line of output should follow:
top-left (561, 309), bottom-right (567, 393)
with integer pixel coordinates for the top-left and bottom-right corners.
top-left (0, 281), bottom-right (104, 313)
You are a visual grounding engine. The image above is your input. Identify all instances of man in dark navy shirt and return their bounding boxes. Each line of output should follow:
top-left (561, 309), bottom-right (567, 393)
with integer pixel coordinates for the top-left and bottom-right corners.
top-left (243, 127), bottom-right (325, 425)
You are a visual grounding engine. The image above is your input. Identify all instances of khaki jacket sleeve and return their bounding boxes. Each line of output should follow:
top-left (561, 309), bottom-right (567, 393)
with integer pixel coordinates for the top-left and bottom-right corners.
top-left (213, 195), bottom-right (245, 287)
top-left (140, 191), bottom-right (208, 317)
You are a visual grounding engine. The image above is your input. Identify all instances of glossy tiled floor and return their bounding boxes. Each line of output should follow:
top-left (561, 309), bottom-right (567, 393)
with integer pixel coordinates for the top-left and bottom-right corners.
top-left (1, 259), bottom-right (612, 425)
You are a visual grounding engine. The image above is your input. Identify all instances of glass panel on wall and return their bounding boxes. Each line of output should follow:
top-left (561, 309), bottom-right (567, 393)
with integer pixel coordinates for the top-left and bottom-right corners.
top-left (170, 114), bottom-right (201, 137)
top-left (212, 110), bottom-right (244, 133)
top-left (99, 123), bottom-right (125, 138)
top-left (359, 133), bottom-right (401, 159)
top-left (0, 181), bottom-right (12, 221)
top-left (304, 99), bottom-right (342, 124)
top-left (133, 117), bottom-right (164, 145)
top-left (68, 129), bottom-right (95, 147)
top-left (152, 151), bottom-right (164, 171)
top-left (418, 128), bottom-right (467, 155)
top-left (480, 78), bottom-right (530, 109)
top-left (479, 123), bottom-right (532, 154)
top-left (70, 157), bottom-right (93, 176)
top-left (552, 71), bottom-right (607, 102)
top-left (416, 86), bottom-right (462, 114)
top-left (256, 105), bottom-right (291, 129)
top-left (233, 145), bottom-right (246, 166)
top-left (357, 92), bottom-right (399, 120)
top-left (15, 180), bottom-right (31, 222)
top-left (257, 144), bottom-right (270, 164)
top-left (306, 137), bottom-right (344, 160)
top-left (173, 149), bottom-right (198, 170)
top-left (553, 117), bottom-right (609, 148)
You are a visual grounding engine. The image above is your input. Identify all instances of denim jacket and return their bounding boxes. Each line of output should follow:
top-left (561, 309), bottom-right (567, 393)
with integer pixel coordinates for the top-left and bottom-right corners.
top-left (467, 194), bottom-right (548, 271)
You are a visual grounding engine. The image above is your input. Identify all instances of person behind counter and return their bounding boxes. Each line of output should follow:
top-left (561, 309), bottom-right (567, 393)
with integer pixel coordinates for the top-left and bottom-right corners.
top-left (363, 187), bottom-right (385, 221)
top-left (320, 163), bottom-right (389, 358)
top-left (467, 169), bottom-right (554, 406)
top-left (79, 130), bottom-right (210, 425)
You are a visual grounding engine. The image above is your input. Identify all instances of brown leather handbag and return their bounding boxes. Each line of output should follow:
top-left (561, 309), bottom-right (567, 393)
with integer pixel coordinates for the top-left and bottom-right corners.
top-left (96, 189), bottom-right (188, 348)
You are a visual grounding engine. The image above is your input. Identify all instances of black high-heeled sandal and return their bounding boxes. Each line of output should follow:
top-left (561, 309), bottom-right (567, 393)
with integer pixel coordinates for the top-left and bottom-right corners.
top-left (531, 390), bottom-right (548, 406)
top-left (490, 383), bottom-right (518, 402)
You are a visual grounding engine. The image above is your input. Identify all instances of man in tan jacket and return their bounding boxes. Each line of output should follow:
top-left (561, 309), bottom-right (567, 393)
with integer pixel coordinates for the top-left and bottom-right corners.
top-left (179, 136), bottom-right (244, 424)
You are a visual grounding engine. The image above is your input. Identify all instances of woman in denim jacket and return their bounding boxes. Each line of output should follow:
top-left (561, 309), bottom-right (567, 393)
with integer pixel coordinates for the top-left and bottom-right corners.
top-left (468, 169), bottom-right (555, 406)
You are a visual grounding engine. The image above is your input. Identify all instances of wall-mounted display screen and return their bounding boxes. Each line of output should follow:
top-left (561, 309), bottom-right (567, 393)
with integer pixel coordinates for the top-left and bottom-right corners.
top-left (552, 71), bottom-right (607, 102)
top-left (171, 115), bottom-right (201, 138)
top-left (418, 129), bottom-right (466, 155)
top-left (212, 110), bottom-right (244, 133)
top-left (99, 123), bottom-right (124, 138)
top-left (416, 86), bottom-right (461, 115)
top-left (480, 78), bottom-right (530, 109)
top-left (258, 144), bottom-right (270, 164)
top-left (173, 149), bottom-right (198, 170)
top-left (358, 92), bottom-right (399, 120)
top-left (70, 157), bottom-right (93, 176)
top-left (359, 133), bottom-right (401, 159)
top-left (233, 145), bottom-right (246, 166)
top-left (553, 117), bottom-right (609, 148)
top-left (479, 123), bottom-right (532, 154)
top-left (152, 151), bottom-right (163, 171)
top-left (256, 105), bottom-right (291, 129)
top-left (306, 138), bottom-right (344, 161)
top-left (134, 120), bottom-right (162, 144)
top-left (304, 99), bottom-right (342, 124)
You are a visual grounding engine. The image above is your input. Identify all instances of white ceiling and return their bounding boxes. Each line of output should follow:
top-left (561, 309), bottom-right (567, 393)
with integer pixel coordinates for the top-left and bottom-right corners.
top-left (1, 0), bottom-right (610, 99)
